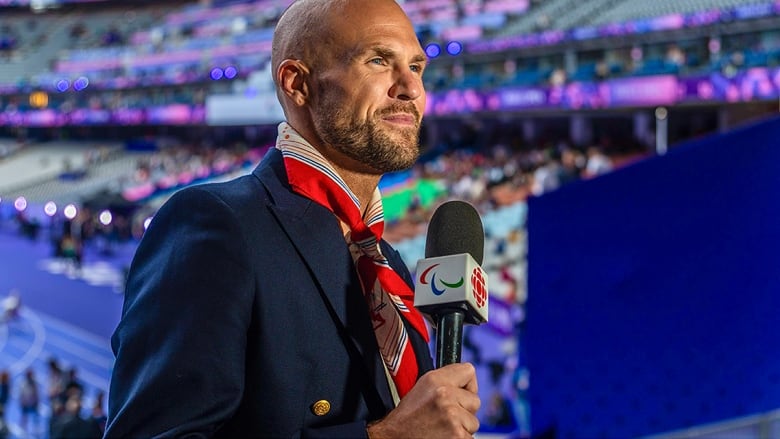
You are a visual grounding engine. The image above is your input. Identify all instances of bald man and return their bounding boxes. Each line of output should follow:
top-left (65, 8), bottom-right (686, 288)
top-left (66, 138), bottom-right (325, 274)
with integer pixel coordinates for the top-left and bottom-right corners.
top-left (105, 0), bottom-right (480, 437)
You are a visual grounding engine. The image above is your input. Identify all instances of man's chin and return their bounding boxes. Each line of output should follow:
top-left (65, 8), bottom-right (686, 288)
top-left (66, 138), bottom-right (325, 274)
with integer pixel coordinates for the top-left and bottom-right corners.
top-left (382, 149), bottom-right (420, 172)
top-left (381, 129), bottom-right (420, 151)
top-left (362, 149), bottom-right (419, 174)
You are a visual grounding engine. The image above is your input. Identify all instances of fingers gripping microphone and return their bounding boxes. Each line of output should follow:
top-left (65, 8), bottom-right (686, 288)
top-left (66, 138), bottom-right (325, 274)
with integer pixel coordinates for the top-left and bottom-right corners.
top-left (414, 200), bottom-right (488, 368)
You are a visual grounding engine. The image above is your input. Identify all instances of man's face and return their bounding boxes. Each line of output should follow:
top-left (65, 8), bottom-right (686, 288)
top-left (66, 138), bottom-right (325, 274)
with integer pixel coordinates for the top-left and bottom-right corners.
top-left (309, 2), bottom-right (427, 174)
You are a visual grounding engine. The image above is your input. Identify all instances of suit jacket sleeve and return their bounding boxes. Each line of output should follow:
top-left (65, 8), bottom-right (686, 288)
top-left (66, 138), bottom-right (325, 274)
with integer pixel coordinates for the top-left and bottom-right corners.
top-left (106, 186), bottom-right (256, 437)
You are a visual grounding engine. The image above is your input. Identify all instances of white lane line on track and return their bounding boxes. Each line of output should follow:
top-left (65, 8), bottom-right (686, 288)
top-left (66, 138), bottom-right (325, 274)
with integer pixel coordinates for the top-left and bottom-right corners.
top-left (9, 308), bottom-right (45, 375)
top-left (0, 321), bottom-right (8, 353)
top-left (33, 308), bottom-right (113, 354)
top-left (44, 332), bottom-right (114, 369)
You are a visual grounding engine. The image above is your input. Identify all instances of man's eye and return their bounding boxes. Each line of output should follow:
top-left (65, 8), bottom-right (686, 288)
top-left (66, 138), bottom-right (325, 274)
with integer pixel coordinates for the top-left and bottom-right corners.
top-left (410, 64), bottom-right (422, 73)
top-left (370, 58), bottom-right (385, 65)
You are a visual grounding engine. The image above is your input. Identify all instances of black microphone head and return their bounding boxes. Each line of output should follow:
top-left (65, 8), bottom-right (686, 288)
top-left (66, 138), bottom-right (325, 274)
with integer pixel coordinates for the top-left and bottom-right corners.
top-left (424, 200), bottom-right (484, 264)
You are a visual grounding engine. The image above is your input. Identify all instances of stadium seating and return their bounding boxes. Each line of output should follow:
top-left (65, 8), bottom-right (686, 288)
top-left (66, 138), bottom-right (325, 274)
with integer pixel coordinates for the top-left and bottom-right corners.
top-left (590, 0), bottom-right (774, 26)
top-left (0, 144), bottom-right (147, 206)
top-left (1, 0), bottom-right (778, 98)
top-left (0, 142), bottom-right (121, 197)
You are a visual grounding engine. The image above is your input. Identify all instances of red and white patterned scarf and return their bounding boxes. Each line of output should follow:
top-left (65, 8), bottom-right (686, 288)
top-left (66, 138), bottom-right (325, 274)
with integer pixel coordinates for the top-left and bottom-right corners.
top-left (276, 122), bottom-right (429, 398)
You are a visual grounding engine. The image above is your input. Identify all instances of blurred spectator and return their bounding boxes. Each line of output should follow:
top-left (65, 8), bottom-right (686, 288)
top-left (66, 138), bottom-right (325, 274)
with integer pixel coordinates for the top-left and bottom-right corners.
top-left (57, 233), bottom-right (83, 272)
top-left (558, 147), bottom-right (582, 186)
top-left (16, 211), bottom-right (40, 241)
top-left (0, 23), bottom-right (18, 57)
top-left (549, 68), bottom-right (567, 86)
top-left (722, 51), bottom-right (745, 78)
top-left (91, 391), bottom-right (107, 434)
top-left (49, 398), bottom-right (66, 438)
top-left (47, 357), bottom-right (66, 404)
top-left (62, 368), bottom-right (85, 404)
top-left (0, 290), bottom-right (21, 324)
top-left (0, 406), bottom-right (10, 439)
top-left (483, 392), bottom-right (516, 430)
top-left (0, 371), bottom-right (9, 409)
top-left (50, 395), bottom-right (102, 439)
top-left (595, 60), bottom-right (609, 81)
top-left (101, 26), bottom-right (125, 46)
top-left (583, 146), bottom-right (613, 178)
top-left (70, 22), bottom-right (87, 40)
top-left (666, 44), bottom-right (686, 70)
top-left (531, 152), bottom-right (562, 196)
top-left (534, 13), bottom-right (550, 31)
top-left (18, 368), bottom-right (40, 435)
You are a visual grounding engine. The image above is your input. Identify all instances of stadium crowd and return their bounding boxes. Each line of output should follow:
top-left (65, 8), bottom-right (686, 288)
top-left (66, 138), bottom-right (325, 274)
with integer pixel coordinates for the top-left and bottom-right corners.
top-left (0, 358), bottom-right (105, 439)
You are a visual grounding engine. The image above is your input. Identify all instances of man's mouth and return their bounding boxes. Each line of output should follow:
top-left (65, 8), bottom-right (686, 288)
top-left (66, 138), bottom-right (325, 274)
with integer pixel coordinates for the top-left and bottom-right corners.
top-left (381, 113), bottom-right (417, 126)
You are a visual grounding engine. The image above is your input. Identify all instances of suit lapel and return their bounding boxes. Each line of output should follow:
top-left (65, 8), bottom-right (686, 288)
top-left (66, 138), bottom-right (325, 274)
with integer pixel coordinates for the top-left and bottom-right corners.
top-left (252, 149), bottom-right (395, 411)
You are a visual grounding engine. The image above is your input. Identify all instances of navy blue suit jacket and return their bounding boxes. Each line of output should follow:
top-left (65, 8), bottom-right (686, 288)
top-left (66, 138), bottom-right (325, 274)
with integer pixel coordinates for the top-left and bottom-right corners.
top-left (105, 148), bottom-right (434, 438)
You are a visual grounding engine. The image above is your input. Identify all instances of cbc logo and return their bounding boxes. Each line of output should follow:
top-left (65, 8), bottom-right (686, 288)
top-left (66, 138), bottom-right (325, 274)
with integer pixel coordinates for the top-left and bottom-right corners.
top-left (471, 268), bottom-right (486, 308)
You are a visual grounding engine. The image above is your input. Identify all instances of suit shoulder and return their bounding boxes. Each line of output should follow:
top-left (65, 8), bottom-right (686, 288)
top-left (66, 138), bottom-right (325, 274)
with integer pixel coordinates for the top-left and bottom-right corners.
top-left (166, 173), bottom-right (268, 211)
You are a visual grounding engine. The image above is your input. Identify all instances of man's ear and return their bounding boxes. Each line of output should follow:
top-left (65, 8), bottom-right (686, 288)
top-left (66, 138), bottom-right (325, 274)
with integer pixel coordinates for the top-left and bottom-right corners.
top-left (277, 59), bottom-right (309, 107)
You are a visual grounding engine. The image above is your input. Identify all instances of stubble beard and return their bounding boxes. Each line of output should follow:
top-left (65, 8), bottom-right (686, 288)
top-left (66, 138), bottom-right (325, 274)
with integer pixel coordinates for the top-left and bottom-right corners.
top-left (312, 91), bottom-right (422, 174)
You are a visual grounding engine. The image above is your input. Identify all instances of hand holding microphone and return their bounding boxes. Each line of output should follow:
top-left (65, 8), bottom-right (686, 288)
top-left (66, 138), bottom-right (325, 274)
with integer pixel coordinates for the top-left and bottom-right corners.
top-left (367, 201), bottom-right (487, 438)
top-left (367, 362), bottom-right (480, 439)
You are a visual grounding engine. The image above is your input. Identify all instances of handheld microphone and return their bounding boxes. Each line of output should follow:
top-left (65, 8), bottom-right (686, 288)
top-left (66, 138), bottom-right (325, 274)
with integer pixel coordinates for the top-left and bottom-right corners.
top-left (414, 200), bottom-right (488, 368)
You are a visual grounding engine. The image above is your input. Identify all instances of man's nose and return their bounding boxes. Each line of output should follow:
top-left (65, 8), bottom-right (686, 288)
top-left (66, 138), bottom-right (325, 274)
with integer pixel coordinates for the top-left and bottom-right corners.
top-left (389, 67), bottom-right (423, 101)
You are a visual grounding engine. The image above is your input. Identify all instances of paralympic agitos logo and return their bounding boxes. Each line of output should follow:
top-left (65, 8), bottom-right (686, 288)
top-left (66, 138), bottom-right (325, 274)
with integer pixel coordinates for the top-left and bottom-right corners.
top-left (419, 264), bottom-right (463, 296)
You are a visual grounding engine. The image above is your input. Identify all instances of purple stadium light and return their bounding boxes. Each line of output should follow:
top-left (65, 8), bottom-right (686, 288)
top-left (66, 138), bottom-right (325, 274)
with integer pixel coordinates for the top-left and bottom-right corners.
top-left (425, 43), bottom-right (441, 58)
top-left (99, 209), bottom-right (113, 226)
top-left (73, 76), bottom-right (89, 91)
top-left (14, 196), bottom-right (27, 212)
top-left (63, 204), bottom-right (78, 220)
top-left (446, 41), bottom-right (463, 56)
top-left (224, 66), bottom-right (238, 79)
top-left (44, 201), bottom-right (57, 217)
top-left (56, 79), bottom-right (70, 92)
top-left (210, 67), bottom-right (224, 80)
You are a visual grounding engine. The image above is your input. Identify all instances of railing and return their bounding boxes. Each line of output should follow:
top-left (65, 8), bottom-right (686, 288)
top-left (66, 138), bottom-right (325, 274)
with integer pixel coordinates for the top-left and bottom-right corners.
top-left (644, 408), bottom-right (780, 439)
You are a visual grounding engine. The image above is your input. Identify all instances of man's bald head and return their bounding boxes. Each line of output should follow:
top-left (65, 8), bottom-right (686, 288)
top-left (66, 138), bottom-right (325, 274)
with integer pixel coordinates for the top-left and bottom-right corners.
top-left (271, 0), bottom-right (331, 82)
top-left (271, 0), bottom-right (413, 84)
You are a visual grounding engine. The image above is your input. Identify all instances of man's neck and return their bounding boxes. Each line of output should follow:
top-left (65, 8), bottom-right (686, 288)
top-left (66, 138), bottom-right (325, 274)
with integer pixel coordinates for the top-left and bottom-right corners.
top-left (330, 162), bottom-right (381, 217)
